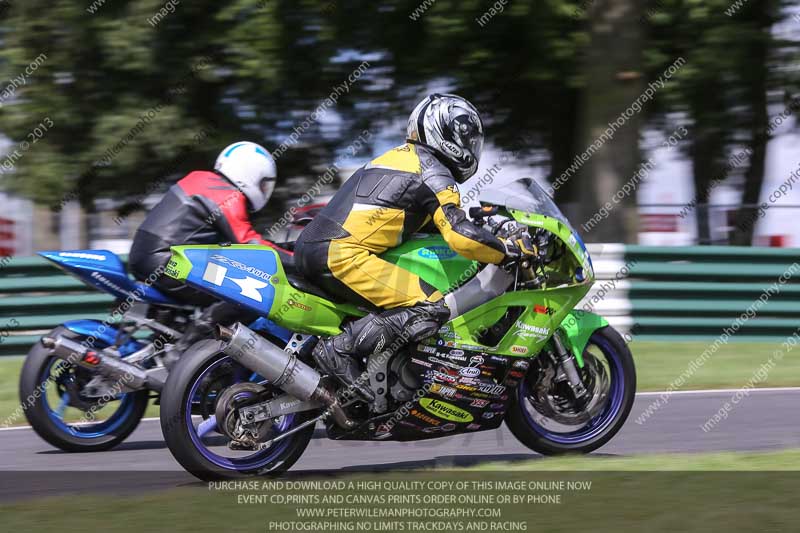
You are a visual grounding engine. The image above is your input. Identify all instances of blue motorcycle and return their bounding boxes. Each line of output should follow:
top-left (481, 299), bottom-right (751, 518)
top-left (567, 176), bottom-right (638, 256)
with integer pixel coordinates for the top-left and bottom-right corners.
top-left (18, 249), bottom-right (289, 452)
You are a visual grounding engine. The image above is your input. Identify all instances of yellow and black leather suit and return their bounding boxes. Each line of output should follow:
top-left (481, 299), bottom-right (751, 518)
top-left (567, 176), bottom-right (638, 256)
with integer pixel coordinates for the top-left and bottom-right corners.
top-left (295, 143), bottom-right (506, 310)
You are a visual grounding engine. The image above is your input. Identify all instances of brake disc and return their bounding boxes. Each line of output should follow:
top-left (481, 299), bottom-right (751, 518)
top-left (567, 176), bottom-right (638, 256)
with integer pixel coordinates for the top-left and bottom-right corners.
top-left (214, 382), bottom-right (273, 447)
top-left (527, 351), bottom-right (610, 426)
top-left (54, 363), bottom-right (100, 411)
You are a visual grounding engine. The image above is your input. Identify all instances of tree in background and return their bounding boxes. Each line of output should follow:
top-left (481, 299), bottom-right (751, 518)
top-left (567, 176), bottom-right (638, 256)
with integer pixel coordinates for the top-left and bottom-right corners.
top-left (0, 0), bottom-right (375, 216)
top-left (0, 0), bottom-right (798, 247)
top-left (644, 0), bottom-right (797, 245)
top-left (575, 0), bottom-right (643, 243)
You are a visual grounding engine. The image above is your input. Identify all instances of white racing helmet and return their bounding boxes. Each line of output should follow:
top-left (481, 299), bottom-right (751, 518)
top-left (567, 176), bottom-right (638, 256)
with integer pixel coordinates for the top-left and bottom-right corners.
top-left (214, 141), bottom-right (277, 212)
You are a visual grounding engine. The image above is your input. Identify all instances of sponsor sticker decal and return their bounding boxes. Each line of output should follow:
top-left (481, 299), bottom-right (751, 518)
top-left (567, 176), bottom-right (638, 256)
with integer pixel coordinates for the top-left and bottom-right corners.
top-left (417, 344), bottom-right (437, 354)
top-left (59, 252), bottom-right (107, 261)
top-left (459, 367), bottom-right (481, 378)
top-left (430, 383), bottom-right (458, 399)
top-left (410, 409), bottom-right (440, 426)
top-left (418, 246), bottom-right (458, 260)
top-left (513, 321), bottom-right (551, 342)
top-left (419, 398), bottom-right (474, 423)
top-left (411, 357), bottom-right (433, 368)
top-left (286, 299), bottom-right (311, 311)
top-left (478, 383), bottom-right (506, 396)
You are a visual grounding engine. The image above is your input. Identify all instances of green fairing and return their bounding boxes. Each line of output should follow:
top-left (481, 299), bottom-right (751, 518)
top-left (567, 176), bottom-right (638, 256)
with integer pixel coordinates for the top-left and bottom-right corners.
top-left (407, 212), bottom-right (599, 360)
top-left (432, 284), bottom-right (592, 358)
top-left (380, 235), bottom-right (478, 293)
top-left (166, 206), bottom-right (610, 363)
top-left (166, 244), bottom-right (364, 337)
top-left (557, 311), bottom-right (610, 368)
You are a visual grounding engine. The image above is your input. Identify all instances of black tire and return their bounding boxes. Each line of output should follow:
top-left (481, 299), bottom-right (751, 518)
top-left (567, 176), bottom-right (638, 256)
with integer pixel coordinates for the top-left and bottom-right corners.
top-left (505, 325), bottom-right (636, 455)
top-left (19, 327), bottom-right (149, 452)
top-left (160, 339), bottom-right (316, 481)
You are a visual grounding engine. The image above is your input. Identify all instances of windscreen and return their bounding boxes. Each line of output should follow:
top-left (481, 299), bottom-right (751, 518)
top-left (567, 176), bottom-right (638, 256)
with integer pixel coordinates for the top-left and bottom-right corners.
top-left (478, 177), bottom-right (572, 227)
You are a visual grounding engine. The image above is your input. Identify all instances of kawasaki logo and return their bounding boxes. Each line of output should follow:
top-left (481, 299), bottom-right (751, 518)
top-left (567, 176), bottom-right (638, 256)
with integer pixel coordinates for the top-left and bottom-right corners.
top-left (420, 398), bottom-right (473, 423)
top-left (513, 321), bottom-right (551, 342)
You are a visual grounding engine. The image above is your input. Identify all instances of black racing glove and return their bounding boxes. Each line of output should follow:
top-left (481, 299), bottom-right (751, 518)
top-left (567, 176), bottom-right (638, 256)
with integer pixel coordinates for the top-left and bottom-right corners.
top-left (501, 234), bottom-right (538, 265)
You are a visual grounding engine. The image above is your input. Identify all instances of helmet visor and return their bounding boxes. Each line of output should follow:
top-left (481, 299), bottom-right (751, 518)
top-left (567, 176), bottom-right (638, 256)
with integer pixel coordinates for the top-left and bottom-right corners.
top-left (453, 114), bottom-right (484, 162)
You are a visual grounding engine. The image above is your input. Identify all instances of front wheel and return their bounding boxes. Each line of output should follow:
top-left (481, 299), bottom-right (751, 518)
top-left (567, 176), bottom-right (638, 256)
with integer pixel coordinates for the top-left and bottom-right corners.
top-left (160, 339), bottom-right (317, 481)
top-left (19, 327), bottom-right (149, 452)
top-left (505, 325), bottom-right (636, 455)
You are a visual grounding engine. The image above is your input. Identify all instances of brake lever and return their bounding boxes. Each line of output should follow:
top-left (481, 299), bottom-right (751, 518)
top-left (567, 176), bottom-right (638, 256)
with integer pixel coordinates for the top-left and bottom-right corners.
top-left (469, 206), bottom-right (499, 219)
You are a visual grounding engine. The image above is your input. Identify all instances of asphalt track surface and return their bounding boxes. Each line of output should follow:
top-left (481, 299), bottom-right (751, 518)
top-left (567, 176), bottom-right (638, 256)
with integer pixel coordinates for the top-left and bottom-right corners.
top-left (0, 389), bottom-right (798, 500)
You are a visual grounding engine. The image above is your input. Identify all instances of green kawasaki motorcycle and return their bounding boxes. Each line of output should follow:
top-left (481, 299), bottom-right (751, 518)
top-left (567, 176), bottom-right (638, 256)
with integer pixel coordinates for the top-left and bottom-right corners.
top-left (159, 177), bottom-right (636, 480)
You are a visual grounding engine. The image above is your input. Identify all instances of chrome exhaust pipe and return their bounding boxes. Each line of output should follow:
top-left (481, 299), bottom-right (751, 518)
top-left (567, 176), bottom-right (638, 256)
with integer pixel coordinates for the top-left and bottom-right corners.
top-left (41, 336), bottom-right (165, 391)
top-left (218, 323), bottom-right (355, 429)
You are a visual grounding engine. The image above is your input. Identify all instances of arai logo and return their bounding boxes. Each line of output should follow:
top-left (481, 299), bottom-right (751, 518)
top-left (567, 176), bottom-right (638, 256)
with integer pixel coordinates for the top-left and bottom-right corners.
top-left (459, 367), bottom-right (481, 378)
top-left (418, 246), bottom-right (457, 260)
top-left (440, 140), bottom-right (464, 158)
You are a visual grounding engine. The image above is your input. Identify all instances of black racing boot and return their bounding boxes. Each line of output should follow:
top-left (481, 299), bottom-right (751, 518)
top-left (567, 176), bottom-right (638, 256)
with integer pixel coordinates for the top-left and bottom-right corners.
top-left (312, 300), bottom-right (451, 402)
top-left (312, 336), bottom-right (375, 402)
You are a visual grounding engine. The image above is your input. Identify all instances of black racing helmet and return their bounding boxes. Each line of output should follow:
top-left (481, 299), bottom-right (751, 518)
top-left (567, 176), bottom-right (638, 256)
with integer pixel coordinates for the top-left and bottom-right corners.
top-left (407, 93), bottom-right (484, 183)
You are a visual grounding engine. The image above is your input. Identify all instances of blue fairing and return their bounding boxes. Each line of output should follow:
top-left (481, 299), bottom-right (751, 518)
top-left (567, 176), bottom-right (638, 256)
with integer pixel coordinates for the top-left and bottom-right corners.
top-left (39, 250), bottom-right (176, 305)
top-left (64, 317), bottom-right (290, 353)
top-left (180, 247), bottom-right (280, 316)
top-left (62, 319), bottom-right (143, 356)
top-left (249, 316), bottom-right (291, 343)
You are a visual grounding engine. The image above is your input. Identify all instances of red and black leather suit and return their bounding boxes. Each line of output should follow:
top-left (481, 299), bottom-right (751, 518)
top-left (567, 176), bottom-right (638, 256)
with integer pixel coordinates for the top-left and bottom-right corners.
top-left (129, 170), bottom-right (289, 305)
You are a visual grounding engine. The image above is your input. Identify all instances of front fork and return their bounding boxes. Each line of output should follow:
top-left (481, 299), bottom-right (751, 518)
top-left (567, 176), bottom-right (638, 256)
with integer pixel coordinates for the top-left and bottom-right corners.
top-left (550, 331), bottom-right (589, 406)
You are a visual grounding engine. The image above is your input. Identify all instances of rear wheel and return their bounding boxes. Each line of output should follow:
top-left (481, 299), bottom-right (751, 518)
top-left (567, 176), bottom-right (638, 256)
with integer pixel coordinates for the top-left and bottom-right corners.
top-left (160, 339), bottom-right (316, 481)
top-left (506, 325), bottom-right (636, 455)
top-left (19, 327), bottom-right (149, 452)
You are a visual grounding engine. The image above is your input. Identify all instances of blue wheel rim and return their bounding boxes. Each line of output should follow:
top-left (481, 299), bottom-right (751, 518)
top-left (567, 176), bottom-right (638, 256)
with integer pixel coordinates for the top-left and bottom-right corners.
top-left (41, 358), bottom-right (136, 439)
top-left (185, 356), bottom-right (297, 471)
top-left (519, 335), bottom-right (625, 445)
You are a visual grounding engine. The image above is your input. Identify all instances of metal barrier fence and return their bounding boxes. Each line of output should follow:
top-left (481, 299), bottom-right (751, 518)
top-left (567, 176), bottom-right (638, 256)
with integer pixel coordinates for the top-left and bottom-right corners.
top-left (0, 245), bottom-right (796, 356)
top-left (585, 245), bottom-right (800, 342)
top-left (0, 256), bottom-right (117, 356)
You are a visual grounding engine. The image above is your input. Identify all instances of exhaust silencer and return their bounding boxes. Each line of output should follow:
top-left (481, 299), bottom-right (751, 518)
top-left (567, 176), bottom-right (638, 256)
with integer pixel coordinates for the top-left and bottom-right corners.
top-left (218, 323), bottom-right (355, 428)
top-left (41, 336), bottom-right (165, 391)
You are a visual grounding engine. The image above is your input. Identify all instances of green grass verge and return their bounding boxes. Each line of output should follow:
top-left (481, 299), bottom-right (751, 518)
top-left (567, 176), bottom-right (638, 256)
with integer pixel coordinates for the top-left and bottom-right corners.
top-left (467, 448), bottom-right (800, 471)
top-left (0, 357), bottom-right (23, 427)
top-left (1, 450), bottom-right (799, 532)
top-left (629, 340), bottom-right (800, 391)
top-left (0, 340), bottom-right (797, 427)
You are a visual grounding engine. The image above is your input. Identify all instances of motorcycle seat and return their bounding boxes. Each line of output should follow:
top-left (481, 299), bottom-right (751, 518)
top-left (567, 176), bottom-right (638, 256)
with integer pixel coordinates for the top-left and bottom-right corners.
top-left (273, 247), bottom-right (348, 304)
